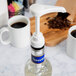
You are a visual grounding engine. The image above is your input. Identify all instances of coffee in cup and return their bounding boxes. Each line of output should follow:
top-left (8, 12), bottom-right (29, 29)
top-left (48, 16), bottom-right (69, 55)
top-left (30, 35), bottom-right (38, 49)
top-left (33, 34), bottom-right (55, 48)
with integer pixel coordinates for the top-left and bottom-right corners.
top-left (0, 15), bottom-right (30, 48)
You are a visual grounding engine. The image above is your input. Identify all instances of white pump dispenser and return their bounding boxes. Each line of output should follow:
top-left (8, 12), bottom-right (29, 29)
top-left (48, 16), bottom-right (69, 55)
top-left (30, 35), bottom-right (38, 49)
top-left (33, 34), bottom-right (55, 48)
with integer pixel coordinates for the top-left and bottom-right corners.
top-left (30, 4), bottom-right (66, 48)
top-left (25, 4), bottom-right (66, 76)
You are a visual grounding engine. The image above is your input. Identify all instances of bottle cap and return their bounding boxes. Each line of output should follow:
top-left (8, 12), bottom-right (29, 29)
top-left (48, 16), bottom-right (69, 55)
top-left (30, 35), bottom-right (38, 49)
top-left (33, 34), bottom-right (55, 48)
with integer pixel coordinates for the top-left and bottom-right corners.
top-left (31, 32), bottom-right (45, 48)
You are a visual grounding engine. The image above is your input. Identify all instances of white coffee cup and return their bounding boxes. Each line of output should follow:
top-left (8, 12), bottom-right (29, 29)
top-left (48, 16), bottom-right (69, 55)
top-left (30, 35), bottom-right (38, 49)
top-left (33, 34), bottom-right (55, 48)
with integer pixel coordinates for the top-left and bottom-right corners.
top-left (0, 15), bottom-right (30, 48)
top-left (67, 25), bottom-right (76, 59)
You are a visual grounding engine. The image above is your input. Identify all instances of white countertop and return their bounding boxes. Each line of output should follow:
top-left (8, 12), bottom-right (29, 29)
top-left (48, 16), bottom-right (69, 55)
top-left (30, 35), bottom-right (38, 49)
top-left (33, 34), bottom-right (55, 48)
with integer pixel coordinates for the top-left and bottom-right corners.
top-left (0, 40), bottom-right (76, 76)
top-left (0, 0), bottom-right (76, 76)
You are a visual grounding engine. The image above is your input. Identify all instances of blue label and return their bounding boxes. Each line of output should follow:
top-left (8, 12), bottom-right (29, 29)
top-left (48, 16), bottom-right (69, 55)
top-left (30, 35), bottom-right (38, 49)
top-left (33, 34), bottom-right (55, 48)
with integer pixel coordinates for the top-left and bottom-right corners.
top-left (32, 54), bottom-right (45, 64)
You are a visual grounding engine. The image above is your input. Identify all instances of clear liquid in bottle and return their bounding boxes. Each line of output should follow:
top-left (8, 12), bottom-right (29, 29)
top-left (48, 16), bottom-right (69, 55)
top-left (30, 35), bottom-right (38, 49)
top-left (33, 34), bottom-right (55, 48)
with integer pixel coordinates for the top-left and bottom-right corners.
top-left (25, 46), bottom-right (52, 76)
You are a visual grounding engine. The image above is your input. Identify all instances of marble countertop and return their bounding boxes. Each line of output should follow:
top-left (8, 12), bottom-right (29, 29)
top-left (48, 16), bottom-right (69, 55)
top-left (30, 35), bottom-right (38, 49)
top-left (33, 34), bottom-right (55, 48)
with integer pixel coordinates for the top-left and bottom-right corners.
top-left (0, 0), bottom-right (76, 76)
top-left (0, 40), bottom-right (76, 76)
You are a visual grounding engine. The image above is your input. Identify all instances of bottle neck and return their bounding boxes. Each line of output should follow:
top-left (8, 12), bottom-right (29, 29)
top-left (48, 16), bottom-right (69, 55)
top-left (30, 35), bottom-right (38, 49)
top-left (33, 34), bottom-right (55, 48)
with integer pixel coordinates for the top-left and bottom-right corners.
top-left (31, 45), bottom-right (45, 64)
top-left (31, 45), bottom-right (44, 56)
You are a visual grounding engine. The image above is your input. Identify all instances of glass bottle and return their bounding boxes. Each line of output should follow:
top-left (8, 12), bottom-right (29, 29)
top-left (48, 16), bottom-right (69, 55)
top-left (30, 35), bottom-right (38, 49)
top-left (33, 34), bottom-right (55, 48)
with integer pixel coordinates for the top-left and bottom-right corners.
top-left (25, 45), bottom-right (52, 76)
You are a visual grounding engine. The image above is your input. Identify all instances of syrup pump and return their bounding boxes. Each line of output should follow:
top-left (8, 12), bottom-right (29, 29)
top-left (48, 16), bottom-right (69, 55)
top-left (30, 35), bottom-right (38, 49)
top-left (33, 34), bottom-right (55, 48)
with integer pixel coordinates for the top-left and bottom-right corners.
top-left (25, 4), bottom-right (67, 76)
top-left (30, 4), bottom-right (66, 48)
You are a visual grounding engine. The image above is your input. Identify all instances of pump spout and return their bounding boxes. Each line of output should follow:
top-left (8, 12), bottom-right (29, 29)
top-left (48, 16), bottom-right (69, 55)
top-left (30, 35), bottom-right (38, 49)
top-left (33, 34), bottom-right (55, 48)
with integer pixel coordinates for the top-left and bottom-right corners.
top-left (30, 4), bottom-right (66, 17)
top-left (30, 4), bottom-right (66, 36)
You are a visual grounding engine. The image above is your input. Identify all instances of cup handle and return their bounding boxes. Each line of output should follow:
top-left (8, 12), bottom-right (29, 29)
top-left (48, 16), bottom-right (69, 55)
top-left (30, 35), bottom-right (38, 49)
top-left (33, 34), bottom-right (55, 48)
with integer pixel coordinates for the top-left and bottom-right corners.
top-left (0, 27), bottom-right (11, 45)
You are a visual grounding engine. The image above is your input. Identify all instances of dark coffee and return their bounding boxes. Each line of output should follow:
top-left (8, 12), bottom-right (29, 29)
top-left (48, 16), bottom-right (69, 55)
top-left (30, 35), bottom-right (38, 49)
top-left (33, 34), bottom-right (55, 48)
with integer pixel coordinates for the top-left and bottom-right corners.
top-left (11, 22), bottom-right (27, 28)
top-left (71, 30), bottom-right (76, 38)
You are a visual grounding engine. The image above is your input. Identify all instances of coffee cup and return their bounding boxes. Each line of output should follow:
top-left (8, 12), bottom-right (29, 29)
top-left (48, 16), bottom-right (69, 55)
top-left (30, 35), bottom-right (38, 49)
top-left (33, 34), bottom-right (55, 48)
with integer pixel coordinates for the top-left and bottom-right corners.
top-left (67, 25), bottom-right (76, 59)
top-left (0, 15), bottom-right (30, 48)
